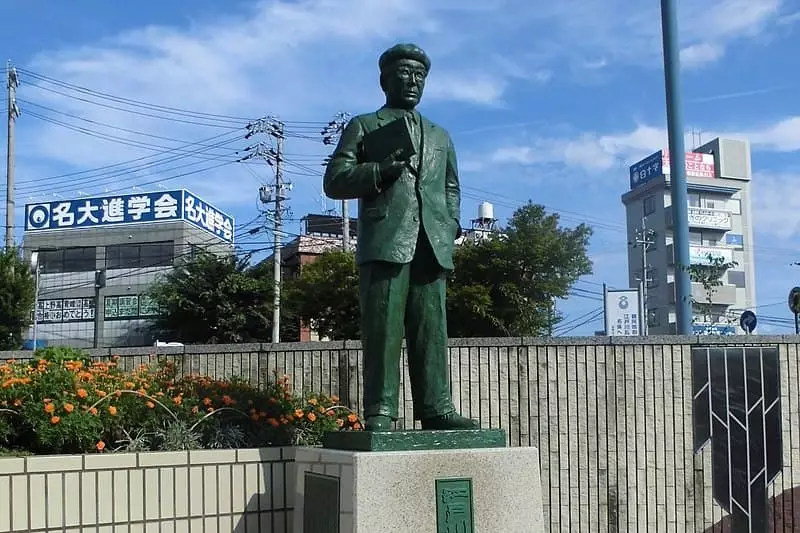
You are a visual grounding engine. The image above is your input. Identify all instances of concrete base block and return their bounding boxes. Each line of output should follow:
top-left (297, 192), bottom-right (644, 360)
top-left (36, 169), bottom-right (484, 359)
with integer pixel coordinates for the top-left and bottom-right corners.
top-left (293, 446), bottom-right (544, 533)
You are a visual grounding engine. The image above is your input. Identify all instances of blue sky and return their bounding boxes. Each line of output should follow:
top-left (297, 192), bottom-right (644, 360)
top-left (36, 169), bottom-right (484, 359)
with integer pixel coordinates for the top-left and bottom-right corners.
top-left (1, 0), bottom-right (799, 335)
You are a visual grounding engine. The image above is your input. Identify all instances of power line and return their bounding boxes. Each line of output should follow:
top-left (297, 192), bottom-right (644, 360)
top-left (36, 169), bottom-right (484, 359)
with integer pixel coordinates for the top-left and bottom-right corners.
top-left (631, 216), bottom-right (656, 334)
top-left (239, 117), bottom-right (290, 343)
top-left (5, 61), bottom-right (20, 248)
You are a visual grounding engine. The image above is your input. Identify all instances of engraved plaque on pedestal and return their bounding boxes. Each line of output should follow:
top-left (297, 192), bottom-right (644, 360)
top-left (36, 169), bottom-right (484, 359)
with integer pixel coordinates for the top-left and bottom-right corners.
top-left (435, 478), bottom-right (474, 533)
top-left (304, 472), bottom-right (340, 533)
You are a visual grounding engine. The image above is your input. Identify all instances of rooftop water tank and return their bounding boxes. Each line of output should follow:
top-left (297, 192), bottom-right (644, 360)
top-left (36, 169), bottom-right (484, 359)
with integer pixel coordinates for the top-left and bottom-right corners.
top-left (478, 201), bottom-right (494, 220)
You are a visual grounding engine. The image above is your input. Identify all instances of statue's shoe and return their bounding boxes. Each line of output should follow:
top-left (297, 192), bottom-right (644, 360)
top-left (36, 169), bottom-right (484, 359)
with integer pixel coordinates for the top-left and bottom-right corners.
top-left (364, 415), bottom-right (393, 432)
top-left (420, 412), bottom-right (479, 430)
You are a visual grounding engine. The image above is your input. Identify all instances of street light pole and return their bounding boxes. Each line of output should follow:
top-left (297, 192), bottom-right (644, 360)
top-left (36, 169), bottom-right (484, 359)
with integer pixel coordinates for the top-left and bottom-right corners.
top-left (660, 0), bottom-right (693, 335)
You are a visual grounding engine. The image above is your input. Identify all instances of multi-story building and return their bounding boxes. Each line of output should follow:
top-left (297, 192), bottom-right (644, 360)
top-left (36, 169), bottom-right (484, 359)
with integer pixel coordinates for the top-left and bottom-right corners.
top-left (21, 189), bottom-right (234, 348)
top-left (621, 137), bottom-right (756, 335)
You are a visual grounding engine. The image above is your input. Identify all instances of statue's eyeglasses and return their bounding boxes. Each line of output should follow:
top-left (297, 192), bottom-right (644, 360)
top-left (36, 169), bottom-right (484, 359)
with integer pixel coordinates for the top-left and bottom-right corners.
top-left (395, 67), bottom-right (427, 81)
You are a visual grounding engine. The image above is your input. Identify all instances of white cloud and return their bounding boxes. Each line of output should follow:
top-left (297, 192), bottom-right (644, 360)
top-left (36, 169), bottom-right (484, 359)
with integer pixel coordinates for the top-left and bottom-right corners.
top-left (681, 43), bottom-right (725, 68)
top-left (425, 72), bottom-right (508, 106)
top-left (752, 172), bottom-right (800, 240)
top-left (485, 113), bottom-right (800, 178)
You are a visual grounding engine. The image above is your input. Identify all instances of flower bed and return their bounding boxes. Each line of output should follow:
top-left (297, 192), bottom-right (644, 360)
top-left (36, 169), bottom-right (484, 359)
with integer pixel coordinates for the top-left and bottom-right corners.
top-left (0, 346), bottom-right (361, 456)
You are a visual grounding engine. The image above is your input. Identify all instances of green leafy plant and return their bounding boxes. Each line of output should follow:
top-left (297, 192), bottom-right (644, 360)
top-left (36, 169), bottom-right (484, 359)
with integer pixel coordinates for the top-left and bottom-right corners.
top-left (681, 253), bottom-right (738, 333)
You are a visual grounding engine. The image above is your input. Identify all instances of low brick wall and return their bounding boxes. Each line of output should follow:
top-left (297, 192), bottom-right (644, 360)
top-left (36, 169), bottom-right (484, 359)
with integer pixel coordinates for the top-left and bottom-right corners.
top-left (0, 448), bottom-right (295, 533)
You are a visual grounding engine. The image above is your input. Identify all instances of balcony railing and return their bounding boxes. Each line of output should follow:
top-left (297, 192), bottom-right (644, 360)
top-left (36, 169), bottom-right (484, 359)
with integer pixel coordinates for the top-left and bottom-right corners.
top-left (667, 243), bottom-right (735, 266)
top-left (668, 281), bottom-right (738, 306)
top-left (665, 206), bottom-right (732, 230)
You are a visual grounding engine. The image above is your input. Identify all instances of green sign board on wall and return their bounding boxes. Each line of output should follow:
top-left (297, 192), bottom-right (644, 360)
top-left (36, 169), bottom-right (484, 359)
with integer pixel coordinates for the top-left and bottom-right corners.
top-left (435, 478), bottom-right (474, 533)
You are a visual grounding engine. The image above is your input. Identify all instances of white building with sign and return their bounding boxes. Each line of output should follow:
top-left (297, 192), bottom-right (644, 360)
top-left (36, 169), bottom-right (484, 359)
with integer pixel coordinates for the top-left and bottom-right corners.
top-left (621, 137), bottom-right (756, 335)
top-left (22, 189), bottom-right (235, 348)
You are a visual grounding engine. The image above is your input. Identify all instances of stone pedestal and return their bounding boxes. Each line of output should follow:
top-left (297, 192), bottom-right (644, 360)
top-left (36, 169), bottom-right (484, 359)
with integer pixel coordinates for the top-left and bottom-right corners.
top-left (293, 431), bottom-right (544, 533)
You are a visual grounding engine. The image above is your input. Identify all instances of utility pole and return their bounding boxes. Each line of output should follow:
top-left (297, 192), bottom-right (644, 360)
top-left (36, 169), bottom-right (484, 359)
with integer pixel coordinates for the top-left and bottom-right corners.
top-left (240, 117), bottom-right (290, 343)
top-left (5, 61), bottom-right (20, 249)
top-left (660, 0), bottom-right (692, 335)
top-left (632, 217), bottom-right (656, 335)
top-left (321, 112), bottom-right (352, 250)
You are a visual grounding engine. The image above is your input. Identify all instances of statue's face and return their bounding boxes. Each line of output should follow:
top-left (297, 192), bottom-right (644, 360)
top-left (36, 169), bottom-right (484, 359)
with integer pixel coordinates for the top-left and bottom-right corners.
top-left (381, 58), bottom-right (427, 110)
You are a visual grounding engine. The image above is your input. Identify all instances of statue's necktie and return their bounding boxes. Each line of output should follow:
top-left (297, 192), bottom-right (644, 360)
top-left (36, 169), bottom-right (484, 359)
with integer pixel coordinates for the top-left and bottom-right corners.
top-left (405, 110), bottom-right (421, 173)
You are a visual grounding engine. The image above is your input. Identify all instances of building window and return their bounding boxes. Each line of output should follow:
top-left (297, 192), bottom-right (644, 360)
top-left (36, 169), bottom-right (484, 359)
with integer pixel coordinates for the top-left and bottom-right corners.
top-left (689, 231), bottom-right (702, 245)
top-left (647, 309), bottom-right (660, 327)
top-left (728, 271), bottom-right (746, 288)
top-left (39, 247), bottom-right (96, 273)
top-left (643, 196), bottom-right (656, 216)
top-left (106, 241), bottom-right (174, 269)
top-left (688, 193), bottom-right (701, 207)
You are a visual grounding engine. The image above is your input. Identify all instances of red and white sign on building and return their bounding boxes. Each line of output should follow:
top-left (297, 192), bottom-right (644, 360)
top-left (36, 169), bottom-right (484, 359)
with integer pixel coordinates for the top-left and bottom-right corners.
top-left (662, 150), bottom-right (715, 179)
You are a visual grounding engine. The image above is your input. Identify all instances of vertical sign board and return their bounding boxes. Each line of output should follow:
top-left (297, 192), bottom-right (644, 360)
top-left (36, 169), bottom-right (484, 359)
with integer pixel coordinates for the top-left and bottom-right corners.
top-left (303, 472), bottom-right (340, 533)
top-left (436, 478), bottom-right (474, 533)
top-left (692, 346), bottom-right (782, 532)
top-left (604, 288), bottom-right (641, 336)
top-left (24, 190), bottom-right (234, 244)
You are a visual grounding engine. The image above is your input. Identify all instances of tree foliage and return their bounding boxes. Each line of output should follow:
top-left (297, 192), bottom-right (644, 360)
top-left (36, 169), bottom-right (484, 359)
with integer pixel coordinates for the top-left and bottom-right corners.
top-left (447, 202), bottom-right (593, 337)
top-left (683, 253), bottom-right (738, 328)
top-left (281, 203), bottom-right (593, 339)
top-left (283, 250), bottom-right (360, 340)
top-left (147, 252), bottom-right (297, 344)
top-left (0, 248), bottom-right (36, 350)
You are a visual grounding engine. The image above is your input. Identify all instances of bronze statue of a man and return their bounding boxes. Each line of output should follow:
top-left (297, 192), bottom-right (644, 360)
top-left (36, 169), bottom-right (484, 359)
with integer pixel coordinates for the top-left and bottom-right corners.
top-left (324, 43), bottom-right (477, 432)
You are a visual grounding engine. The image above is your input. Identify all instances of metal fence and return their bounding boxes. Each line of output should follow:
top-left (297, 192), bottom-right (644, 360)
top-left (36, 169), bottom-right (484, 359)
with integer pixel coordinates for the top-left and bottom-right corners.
top-left (3, 335), bottom-right (799, 532)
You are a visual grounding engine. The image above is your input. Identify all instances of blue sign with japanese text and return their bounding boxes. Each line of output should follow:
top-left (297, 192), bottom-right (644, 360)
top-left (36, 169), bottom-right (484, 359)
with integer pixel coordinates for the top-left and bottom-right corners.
top-left (24, 190), bottom-right (234, 244)
top-left (725, 233), bottom-right (744, 248)
top-left (629, 151), bottom-right (663, 190)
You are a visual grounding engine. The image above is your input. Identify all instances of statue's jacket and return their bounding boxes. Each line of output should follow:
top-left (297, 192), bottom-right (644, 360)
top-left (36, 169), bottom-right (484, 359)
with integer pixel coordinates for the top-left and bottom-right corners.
top-left (323, 106), bottom-right (461, 270)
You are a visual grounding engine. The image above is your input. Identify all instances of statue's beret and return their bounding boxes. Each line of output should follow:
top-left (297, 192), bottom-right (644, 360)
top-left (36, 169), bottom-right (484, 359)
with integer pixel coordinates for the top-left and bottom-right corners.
top-left (378, 43), bottom-right (431, 72)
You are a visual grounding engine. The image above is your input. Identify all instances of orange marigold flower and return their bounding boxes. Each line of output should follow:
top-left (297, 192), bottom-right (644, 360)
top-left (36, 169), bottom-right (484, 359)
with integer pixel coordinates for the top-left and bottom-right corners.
top-left (317, 406), bottom-right (326, 414)
top-left (307, 412), bottom-right (317, 422)
top-left (146, 401), bottom-right (155, 409)
top-left (124, 382), bottom-right (135, 389)
top-left (250, 413), bottom-right (260, 422)
top-left (308, 398), bottom-right (318, 406)
top-left (202, 397), bottom-right (212, 406)
top-left (347, 413), bottom-right (358, 423)
top-left (108, 406), bottom-right (117, 416)
top-left (50, 416), bottom-right (60, 424)
top-left (331, 395), bottom-right (340, 403)
top-left (353, 422), bottom-right (362, 430)
top-left (266, 417), bottom-right (279, 427)
top-left (222, 395), bottom-right (234, 406)
top-left (13, 399), bottom-right (22, 407)
top-left (96, 441), bottom-right (106, 452)
top-left (76, 388), bottom-right (88, 399)
top-left (207, 407), bottom-right (215, 413)
top-left (89, 407), bottom-right (98, 415)
top-left (97, 390), bottom-right (107, 397)
top-left (294, 409), bottom-right (304, 419)
top-left (281, 417), bottom-right (289, 425)
top-left (336, 418), bottom-right (344, 427)
top-left (286, 414), bottom-right (294, 422)
top-left (172, 396), bottom-right (182, 405)
top-left (191, 406), bottom-right (199, 414)
top-left (44, 403), bottom-right (55, 414)
top-left (63, 403), bottom-right (75, 413)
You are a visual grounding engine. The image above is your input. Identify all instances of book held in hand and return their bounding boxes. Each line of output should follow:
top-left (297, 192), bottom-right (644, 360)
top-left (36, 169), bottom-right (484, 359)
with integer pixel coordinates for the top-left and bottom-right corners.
top-left (361, 115), bottom-right (417, 163)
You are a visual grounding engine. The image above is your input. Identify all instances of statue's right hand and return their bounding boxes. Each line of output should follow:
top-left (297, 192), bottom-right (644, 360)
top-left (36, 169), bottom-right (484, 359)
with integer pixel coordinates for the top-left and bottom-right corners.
top-left (378, 148), bottom-right (410, 184)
